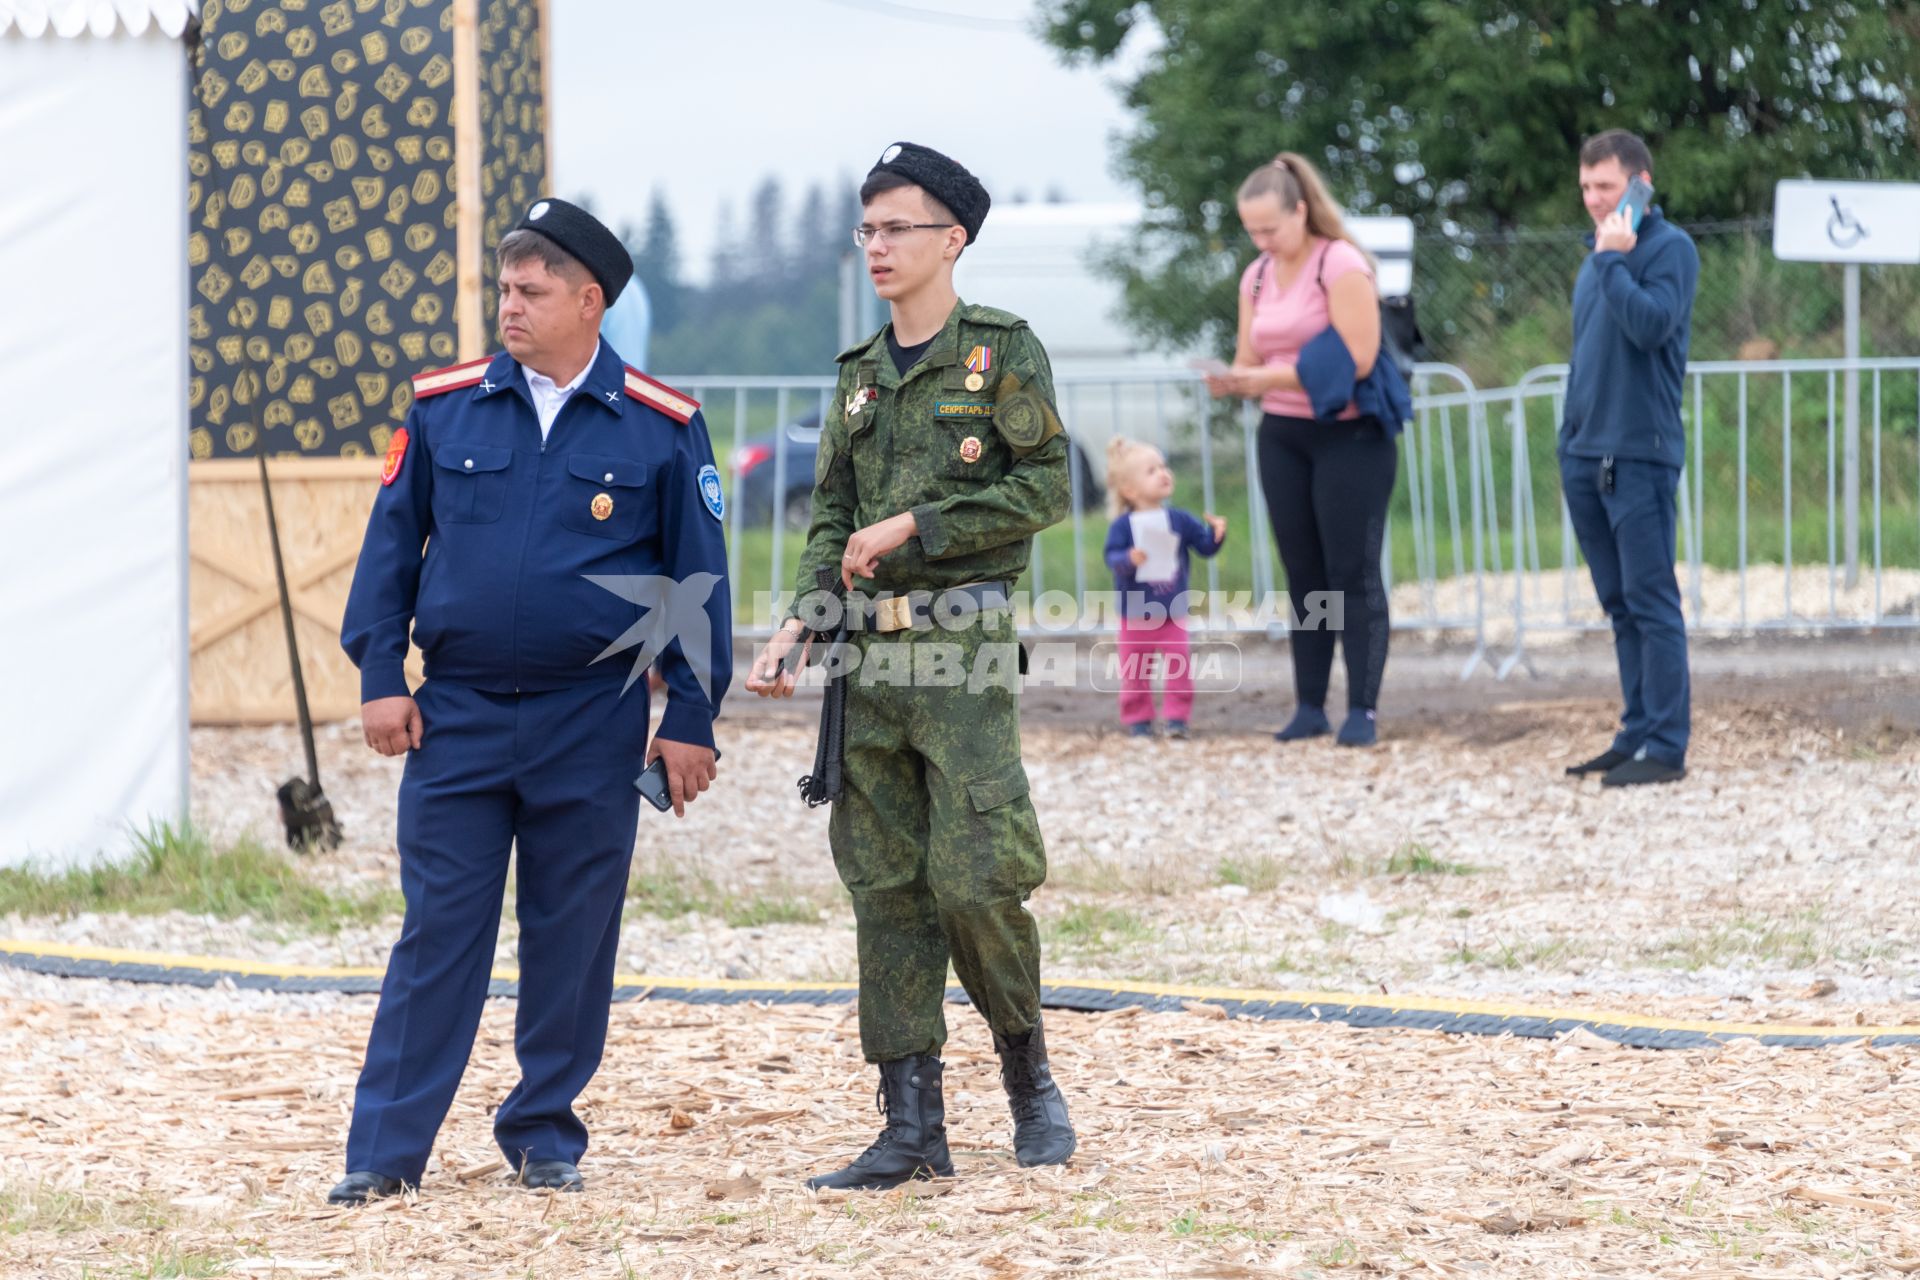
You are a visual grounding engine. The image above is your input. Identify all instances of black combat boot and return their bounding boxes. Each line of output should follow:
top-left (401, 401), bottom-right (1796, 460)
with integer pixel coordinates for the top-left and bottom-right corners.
top-left (993, 1019), bottom-right (1077, 1167)
top-left (806, 1054), bottom-right (954, 1191)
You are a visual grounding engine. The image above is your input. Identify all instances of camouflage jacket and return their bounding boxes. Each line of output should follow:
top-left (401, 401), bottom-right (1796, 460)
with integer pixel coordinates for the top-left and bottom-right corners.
top-left (791, 300), bottom-right (1072, 610)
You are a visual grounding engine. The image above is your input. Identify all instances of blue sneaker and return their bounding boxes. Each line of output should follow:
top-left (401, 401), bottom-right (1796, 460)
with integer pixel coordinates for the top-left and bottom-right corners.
top-left (1274, 706), bottom-right (1331, 742)
top-left (1126, 721), bottom-right (1155, 738)
top-left (1165, 720), bottom-right (1190, 740)
top-left (1337, 709), bottom-right (1378, 748)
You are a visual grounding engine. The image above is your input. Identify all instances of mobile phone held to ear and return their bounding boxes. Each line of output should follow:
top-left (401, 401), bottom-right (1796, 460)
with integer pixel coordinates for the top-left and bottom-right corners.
top-left (636, 748), bottom-right (721, 813)
top-left (1617, 176), bottom-right (1654, 234)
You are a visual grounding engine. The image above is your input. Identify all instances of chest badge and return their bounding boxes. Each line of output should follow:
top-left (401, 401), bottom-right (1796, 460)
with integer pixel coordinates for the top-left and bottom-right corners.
top-left (959, 436), bottom-right (983, 464)
top-left (591, 492), bottom-right (614, 521)
top-left (963, 344), bottom-right (992, 393)
top-left (845, 385), bottom-right (877, 421)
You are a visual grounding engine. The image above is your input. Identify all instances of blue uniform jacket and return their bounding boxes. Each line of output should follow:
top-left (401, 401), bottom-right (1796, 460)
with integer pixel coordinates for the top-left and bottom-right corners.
top-left (341, 344), bottom-right (732, 750)
top-left (1560, 207), bottom-right (1698, 469)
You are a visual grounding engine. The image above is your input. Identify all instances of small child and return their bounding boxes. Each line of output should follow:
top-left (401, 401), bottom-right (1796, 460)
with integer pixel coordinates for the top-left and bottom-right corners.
top-left (1103, 438), bottom-right (1227, 739)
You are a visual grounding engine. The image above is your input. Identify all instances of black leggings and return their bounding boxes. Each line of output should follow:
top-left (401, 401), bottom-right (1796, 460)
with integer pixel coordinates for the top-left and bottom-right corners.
top-left (1256, 413), bottom-right (1398, 712)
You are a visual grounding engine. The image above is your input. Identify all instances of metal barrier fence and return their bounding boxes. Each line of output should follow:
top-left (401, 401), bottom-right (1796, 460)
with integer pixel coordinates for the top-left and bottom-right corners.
top-left (667, 357), bottom-right (1920, 676)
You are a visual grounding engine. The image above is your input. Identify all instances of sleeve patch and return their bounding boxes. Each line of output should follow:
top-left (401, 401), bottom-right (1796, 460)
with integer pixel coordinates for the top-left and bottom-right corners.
top-left (991, 371), bottom-right (1061, 454)
top-left (380, 426), bottom-right (409, 486)
top-left (697, 463), bottom-right (726, 521)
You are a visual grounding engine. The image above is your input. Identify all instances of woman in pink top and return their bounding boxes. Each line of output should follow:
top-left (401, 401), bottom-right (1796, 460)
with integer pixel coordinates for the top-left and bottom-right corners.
top-left (1206, 152), bottom-right (1396, 748)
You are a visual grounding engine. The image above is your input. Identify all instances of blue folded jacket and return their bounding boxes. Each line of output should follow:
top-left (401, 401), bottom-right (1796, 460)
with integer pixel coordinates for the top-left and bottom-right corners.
top-left (1297, 325), bottom-right (1412, 436)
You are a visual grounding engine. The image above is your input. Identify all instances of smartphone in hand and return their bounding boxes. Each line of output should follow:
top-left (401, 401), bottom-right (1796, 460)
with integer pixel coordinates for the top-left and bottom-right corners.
top-left (1617, 176), bottom-right (1654, 234)
top-left (636, 748), bottom-right (721, 813)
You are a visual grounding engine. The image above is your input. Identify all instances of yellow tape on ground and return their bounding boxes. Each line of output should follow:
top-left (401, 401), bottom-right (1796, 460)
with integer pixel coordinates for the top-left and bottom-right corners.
top-left (5, 938), bottom-right (1916, 1041)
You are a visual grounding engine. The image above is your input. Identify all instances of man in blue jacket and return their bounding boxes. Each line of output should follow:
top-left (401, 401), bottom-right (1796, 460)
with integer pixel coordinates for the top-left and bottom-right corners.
top-left (329, 198), bottom-right (731, 1202)
top-left (1559, 130), bottom-right (1698, 788)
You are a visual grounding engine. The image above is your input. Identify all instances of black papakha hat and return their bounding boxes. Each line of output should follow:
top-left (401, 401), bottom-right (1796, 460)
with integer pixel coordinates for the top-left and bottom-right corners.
top-left (512, 197), bottom-right (632, 305)
top-left (866, 142), bottom-right (991, 245)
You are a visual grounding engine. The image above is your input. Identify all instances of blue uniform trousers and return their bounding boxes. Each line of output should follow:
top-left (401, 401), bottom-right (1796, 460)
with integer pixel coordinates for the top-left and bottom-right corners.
top-left (344, 677), bottom-right (648, 1183)
top-left (1560, 453), bottom-right (1691, 767)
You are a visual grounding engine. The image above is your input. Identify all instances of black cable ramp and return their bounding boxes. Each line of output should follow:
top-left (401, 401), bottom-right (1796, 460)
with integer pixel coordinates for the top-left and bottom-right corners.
top-left (3, 941), bottom-right (1914, 1050)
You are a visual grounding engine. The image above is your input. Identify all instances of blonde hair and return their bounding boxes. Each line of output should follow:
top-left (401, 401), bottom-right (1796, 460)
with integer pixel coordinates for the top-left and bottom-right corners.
top-left (1106, 436), bottom-right (1159, 519)
top-left (1236, 152), bottom-right (1376, 269)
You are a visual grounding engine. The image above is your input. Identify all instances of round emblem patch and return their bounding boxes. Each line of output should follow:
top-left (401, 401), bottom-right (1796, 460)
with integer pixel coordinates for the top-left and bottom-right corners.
top-left (999, 398), bottom-right (1041, 447)
top-left (881, 144), bottom-right (902, 164)
top-left (698, 463), bottom-right (726, 521)
top-left (528, 200), bottom-right (551, 220)
top-left (590, 492), bottom-right (613, 521)
top-left (959, 436), bottom-right (983, 464)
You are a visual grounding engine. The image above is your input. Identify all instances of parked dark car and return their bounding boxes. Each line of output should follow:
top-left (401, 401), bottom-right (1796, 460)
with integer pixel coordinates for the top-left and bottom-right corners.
top-left (730, 413), bottom-right (1106, 532)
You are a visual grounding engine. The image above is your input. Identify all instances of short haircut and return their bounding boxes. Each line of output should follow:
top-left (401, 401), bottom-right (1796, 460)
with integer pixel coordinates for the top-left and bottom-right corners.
top-left (497, 228), bottom-right (592, 290)
top-left (858, 171), bottom-right (962, 235)
top-left (1579, 129), bottom-right (1653, 178)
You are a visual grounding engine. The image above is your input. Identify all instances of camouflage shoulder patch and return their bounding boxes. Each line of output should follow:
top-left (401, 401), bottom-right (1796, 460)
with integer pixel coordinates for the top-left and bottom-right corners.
top-left (960, 303), bottom-right (1028, 331)
top-left (991, 370), bottom-right (1063, 455)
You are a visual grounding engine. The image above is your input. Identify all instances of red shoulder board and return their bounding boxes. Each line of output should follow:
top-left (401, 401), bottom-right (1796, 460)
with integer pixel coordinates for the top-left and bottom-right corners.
top-left (410, 356), bottom-right (494, 399)
top-left (623, 367), bottom-right (699, 425)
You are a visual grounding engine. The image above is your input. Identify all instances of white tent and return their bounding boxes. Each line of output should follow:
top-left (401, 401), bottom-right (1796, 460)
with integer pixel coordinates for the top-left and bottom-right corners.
top-left (0, 0), bottom-right (195, 868)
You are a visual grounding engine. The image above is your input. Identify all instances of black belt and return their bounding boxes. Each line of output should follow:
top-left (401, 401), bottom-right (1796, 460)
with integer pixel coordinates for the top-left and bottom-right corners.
top-left (856, 580), bottom-right (1014, 634)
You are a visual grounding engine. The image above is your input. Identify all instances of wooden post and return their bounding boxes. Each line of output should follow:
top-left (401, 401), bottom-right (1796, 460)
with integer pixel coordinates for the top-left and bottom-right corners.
top-left (453, 0), bottom-right (484, 362)
top-left (538, 0), bottom-right (554, 194)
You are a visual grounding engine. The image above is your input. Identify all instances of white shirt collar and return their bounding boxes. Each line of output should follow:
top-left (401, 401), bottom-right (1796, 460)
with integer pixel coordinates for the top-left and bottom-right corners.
top-left (524, 342), bottom-right (600, 440)
top-left (524, 342), bottom-right (599, 399)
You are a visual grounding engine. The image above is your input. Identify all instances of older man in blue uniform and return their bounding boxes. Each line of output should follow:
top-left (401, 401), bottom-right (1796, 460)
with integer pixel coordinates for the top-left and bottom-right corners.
top-left (328, 198), bottom-right (731, 1204)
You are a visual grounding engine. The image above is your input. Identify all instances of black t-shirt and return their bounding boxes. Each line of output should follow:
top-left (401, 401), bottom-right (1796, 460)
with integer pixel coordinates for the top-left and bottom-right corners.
top-left (886, 328), bottom-right (935, 377)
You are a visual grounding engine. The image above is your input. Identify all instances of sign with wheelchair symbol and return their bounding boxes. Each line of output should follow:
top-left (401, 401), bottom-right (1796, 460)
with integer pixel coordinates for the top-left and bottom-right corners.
top-left (1773, 179), bottom-right (1920, 264)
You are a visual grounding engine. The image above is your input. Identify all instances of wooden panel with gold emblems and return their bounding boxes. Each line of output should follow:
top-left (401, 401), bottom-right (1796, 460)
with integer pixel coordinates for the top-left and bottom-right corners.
top-left (478, 0), bottom-right (548, 333)
top-left (188, 0), bottom-right (462, 460)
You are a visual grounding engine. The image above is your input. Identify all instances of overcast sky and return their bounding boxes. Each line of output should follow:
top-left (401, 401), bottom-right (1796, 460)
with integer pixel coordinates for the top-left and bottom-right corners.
top-left (549, 0), bottom-right (1150, 279)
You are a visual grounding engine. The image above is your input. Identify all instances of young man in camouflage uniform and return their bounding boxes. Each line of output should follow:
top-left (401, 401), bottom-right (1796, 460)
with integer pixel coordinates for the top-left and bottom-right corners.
top-left (746, 142), bottom-right (1075, 1190)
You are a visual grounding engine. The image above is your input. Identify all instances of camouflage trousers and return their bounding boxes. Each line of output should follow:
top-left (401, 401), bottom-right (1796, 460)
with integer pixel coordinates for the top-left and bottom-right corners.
top-left (829, 611), bottom-right (1046, 1062)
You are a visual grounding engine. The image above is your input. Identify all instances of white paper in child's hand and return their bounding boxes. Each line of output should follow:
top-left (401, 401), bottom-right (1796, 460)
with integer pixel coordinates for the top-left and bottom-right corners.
top-left (1129, 508), bottom-right (1180, 583)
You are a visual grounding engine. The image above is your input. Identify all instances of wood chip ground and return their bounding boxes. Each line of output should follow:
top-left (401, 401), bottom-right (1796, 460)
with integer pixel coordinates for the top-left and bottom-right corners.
top-left (2, 975), bottom-right (1916, 1277)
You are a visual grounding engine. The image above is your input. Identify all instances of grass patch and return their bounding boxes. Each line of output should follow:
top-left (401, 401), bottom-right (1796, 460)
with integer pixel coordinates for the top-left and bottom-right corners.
top-left (0, 823), bottom-right (400, 932)
top-left (627, 862), bottom-right (830, 929)
top-left (1450, 934), bottom-right (1573, 972)
top-left (1044, 903), bottom-right (1158, 951)
top-left (1215, 855), bottom-right (1284, 892)
top-left (1168, 1208), bottom-right (1281, 1243)
top-left (115, 1250), bottom-right (230, 1279)
top-left (1653, 910), bottom-right (1830, 971)
top-left (1383, 841), bottom-right (1478, 877)
top-left (0, 1183), bottom-right (168, 1236)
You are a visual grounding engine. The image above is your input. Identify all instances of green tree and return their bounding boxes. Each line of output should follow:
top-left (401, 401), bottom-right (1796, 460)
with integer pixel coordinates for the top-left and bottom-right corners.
top-left (1042, 0), bottom-right (1919, 350)
top-left (630, 190), bottom-right (685, 333)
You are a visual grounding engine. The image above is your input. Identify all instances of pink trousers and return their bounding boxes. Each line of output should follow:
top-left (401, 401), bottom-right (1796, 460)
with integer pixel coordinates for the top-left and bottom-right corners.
top-left (1116, 617), bottom-right (1193, 725)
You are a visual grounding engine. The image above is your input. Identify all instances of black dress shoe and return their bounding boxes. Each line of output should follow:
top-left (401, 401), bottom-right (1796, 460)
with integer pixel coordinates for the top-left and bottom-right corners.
top-left (327, 1171), bottom-right (406, 1205)
top-left (517, 1159), bottom-right (584, 1192)
top-left (1565, 748), bottom-right (1630, 776)
top-left (1601, 757), bottom-right (1686, 788)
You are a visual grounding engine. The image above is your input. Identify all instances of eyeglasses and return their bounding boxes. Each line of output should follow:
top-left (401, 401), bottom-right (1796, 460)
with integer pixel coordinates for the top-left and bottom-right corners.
top-left (852, 222), bottom-right (956, 247)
